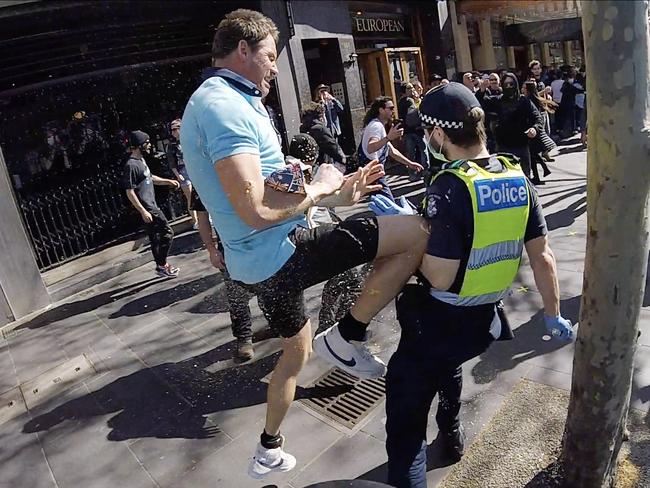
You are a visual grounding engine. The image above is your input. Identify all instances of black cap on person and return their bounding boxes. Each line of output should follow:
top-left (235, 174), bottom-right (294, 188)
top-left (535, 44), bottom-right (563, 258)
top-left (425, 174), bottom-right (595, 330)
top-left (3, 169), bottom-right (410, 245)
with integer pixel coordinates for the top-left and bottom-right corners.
top-left (129, 130), bottom-right (150, 148)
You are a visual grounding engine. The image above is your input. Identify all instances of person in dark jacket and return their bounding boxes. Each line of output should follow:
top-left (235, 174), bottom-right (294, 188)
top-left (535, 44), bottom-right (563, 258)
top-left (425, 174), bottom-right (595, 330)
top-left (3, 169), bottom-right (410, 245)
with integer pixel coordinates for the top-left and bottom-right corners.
top-left (313, 84), bottom-right (345, 140)
top-left (522, 80), bottom-right (557, 185)
top-left (299, 102), bottom-right (346, 173)
top-left (477, 72), bottom-right (544, 178)
top-left (397, 82), bottom-right (427, 181)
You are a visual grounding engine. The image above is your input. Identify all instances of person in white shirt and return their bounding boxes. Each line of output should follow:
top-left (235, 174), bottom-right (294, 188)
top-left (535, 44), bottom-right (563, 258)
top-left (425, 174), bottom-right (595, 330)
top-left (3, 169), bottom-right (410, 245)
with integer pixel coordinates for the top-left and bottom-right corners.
top-left (358, 96), bottom-right (423, 201)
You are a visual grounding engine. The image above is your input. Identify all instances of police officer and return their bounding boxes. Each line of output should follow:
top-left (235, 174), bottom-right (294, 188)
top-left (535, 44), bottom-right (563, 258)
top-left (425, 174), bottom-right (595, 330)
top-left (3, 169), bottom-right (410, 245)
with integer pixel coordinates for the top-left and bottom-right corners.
top-left (369, 82), bottom-right (574, 488)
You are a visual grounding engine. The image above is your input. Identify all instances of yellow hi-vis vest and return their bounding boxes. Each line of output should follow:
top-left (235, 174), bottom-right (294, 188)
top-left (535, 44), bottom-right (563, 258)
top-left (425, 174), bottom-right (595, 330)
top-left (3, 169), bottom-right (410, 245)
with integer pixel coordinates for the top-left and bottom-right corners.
top-left (428, 157), bottom-right (530, 306)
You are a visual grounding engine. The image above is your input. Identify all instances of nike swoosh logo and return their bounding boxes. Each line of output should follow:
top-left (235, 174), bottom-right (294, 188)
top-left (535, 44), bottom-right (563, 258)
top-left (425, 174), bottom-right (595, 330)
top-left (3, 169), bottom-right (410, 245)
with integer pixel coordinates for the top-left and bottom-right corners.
top-left (323, 335), bottom-right (356, 367)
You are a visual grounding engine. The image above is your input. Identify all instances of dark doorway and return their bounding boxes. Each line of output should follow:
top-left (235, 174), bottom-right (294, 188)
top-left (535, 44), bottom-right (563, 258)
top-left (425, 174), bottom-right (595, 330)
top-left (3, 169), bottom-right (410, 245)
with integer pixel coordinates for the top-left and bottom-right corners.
top-left (301, 38), bottom-right (354, 154)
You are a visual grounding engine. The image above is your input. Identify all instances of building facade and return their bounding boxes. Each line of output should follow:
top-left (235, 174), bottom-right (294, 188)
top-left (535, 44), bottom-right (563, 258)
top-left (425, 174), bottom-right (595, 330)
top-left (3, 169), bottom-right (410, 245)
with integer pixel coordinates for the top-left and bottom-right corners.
top-left (446, 0), bottom-right (585, 75)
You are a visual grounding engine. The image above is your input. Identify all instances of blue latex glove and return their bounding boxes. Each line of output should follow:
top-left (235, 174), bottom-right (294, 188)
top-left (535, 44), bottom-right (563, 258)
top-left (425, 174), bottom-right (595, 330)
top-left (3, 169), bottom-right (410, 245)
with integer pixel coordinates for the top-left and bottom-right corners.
top-left (544, 315), bottom-right (575, 341)
top-left (369, 195), bottom-right (416, 216)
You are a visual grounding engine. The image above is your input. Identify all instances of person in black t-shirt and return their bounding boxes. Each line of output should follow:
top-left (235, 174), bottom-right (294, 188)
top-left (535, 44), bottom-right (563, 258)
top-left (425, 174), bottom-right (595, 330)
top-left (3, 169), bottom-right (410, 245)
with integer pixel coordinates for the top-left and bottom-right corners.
top-left (370, 83), bottom-right (574, 488)
top-left (122, 130), bottom-right (181, 278)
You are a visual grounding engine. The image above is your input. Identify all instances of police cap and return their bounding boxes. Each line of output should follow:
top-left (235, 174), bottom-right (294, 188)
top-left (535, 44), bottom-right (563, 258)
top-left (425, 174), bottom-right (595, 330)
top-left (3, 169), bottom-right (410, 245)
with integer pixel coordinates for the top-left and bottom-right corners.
top-left (419, 82), bottom-right (480, 130)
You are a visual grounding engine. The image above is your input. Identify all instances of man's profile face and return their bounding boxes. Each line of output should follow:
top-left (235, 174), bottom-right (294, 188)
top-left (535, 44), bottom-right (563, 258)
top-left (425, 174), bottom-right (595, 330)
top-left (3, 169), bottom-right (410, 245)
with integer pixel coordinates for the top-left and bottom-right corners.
top-left (245, 34), bottom-right (278, 97)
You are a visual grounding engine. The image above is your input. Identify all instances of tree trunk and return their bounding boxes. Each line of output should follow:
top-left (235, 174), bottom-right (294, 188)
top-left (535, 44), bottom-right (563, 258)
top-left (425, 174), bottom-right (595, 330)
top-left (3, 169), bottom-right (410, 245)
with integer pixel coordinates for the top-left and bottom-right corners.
top-left (561, 1), bottom-right (650, 487)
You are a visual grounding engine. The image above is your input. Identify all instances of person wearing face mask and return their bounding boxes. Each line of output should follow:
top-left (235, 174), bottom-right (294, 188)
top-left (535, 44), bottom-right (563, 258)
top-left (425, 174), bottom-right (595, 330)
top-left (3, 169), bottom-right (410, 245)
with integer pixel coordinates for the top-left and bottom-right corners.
top-left (369, 82), bottom-right (575, 488)
top-left (477, 72), bottom-right (544, 179)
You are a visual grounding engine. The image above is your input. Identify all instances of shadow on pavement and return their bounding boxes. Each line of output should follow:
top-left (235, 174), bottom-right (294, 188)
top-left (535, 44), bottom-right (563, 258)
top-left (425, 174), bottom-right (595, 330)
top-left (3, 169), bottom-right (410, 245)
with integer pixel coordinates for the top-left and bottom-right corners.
top-left (471, 296), bottom-right (581, 385)
top-left (540, 184), bottom-right (586, 210)
top-left (21, 277), bottom-right (164, 330)
top-left (23, 343), bottom-right (352, 441)
top-left (108, 274), bottom-right (224, 318)
top-left (545, 196), bottom-right (587, 231)
top-left (557, 145), bottom-right (586, 156)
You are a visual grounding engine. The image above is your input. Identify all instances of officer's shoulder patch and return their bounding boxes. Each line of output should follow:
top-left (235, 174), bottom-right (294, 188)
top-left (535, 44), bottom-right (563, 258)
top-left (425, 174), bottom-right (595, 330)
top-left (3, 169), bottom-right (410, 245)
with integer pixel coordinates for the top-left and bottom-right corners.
top-left (426, 194), bottom-right (440, 218)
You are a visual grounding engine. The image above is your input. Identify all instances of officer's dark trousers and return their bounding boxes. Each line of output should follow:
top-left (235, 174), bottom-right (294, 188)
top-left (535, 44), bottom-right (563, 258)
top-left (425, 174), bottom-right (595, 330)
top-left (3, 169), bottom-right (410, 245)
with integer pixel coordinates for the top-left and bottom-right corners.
top-left (386, 285), bottom-right (495, 488)
top-left (145, 208), bottom-right (174, 267)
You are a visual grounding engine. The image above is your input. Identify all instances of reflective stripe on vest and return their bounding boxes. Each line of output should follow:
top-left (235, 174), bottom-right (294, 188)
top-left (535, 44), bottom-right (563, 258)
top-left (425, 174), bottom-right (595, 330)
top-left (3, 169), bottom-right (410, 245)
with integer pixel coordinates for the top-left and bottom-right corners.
top-left (430, 156), bottom-right (530, 306)
top-left (467, 239), bottom-right (524, 270)
top-left (429, 288), bottom-right (509, 306)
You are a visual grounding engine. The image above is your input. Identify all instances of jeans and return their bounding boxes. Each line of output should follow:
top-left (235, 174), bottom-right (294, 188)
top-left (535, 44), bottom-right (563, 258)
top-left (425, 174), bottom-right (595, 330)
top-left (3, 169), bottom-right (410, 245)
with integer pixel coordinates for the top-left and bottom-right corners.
top-left (145, 208), bottom-right (174, 266)
top-left (386, 285), bottom-right (495, 488)
top-left (404, 133), bottom-right (428, 170)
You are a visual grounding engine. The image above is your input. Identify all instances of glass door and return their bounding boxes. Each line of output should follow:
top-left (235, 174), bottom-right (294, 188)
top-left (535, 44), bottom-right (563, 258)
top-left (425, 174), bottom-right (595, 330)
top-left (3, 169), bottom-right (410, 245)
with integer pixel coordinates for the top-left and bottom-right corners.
top-left (357, 47), bottom-right (424, 107)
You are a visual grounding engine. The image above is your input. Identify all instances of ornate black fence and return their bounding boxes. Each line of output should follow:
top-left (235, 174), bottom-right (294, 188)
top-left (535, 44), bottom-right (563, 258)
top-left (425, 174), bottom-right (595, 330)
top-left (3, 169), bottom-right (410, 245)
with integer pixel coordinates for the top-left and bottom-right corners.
top-left (18, 166), bottom-right (188, 271)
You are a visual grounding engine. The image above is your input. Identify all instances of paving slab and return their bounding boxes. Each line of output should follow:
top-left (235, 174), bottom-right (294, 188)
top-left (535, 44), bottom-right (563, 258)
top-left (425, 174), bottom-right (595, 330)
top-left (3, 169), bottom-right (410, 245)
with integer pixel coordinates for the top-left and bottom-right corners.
top-left (0, 341), bottom-right (18, 395)
top-left (129, 421), bottom-right (233, 486)
top-left (6, 327), bottom-right (70, 384)
top-left (171, 407), bottom-right (343, 488)
top-left (0, 413), bottom-right (56, 488)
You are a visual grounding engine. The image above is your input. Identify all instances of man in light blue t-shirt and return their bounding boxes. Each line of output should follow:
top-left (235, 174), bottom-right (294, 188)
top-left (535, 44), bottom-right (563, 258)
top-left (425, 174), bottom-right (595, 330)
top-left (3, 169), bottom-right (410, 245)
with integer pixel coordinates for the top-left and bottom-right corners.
top-left (181, 9), bottom-right (429, 480)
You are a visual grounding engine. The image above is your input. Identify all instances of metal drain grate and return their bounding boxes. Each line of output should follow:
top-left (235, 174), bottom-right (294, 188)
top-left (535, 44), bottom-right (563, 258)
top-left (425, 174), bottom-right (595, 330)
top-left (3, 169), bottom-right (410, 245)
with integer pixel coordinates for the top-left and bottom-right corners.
top-left (299, 368), bottom-right (386, 432)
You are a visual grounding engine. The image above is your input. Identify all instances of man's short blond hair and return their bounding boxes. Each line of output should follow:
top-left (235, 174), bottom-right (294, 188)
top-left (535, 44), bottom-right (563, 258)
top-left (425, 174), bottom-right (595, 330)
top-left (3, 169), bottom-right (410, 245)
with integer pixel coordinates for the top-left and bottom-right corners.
top-left (212, 9), bottom-right (279, 59)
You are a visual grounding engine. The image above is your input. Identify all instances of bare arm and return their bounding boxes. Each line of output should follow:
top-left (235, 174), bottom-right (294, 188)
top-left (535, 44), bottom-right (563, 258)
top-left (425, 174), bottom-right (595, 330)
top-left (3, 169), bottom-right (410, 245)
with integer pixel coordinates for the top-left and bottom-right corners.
top-left (215, 153), bottom-right (338, 230)
top-left (420, 255), bottom-right (460, 291)
top-left (125, 189), bottom-right (152, 223)
top-left (525, 235), bottom-right (560, 316)
top-left (196, 211), bottom-right (216, 250)
top-left (367, 136), bottom-right (390, 155)
top-left (151, 175), bottom-right (178, 187)
top-left (387, 142), bottom-right (416, 167)
top-left (125, 189), bottom-right (147, 214)
top-left (196, 210), bottom-right (224, 269)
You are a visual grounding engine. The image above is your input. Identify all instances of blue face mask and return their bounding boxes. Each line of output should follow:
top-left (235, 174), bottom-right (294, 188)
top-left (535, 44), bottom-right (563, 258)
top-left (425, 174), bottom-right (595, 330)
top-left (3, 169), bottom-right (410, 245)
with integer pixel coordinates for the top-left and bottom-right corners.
top-left (424, 129), bottom-right (448, 162)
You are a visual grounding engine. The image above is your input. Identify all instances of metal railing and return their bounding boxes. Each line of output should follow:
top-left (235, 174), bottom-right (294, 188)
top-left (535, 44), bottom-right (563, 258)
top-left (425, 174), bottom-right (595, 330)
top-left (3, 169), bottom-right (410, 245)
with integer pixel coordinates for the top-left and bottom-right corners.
top-left (18, 166), bottom-right (188, 270)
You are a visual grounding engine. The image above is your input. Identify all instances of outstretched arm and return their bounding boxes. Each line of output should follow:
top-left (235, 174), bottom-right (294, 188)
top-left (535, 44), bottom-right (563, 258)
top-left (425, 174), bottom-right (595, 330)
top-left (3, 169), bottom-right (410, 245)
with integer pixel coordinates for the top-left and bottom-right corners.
top-left (215, 153), bottom-right (343, 230)
top-left (525, 235), bottom-right (560, 317)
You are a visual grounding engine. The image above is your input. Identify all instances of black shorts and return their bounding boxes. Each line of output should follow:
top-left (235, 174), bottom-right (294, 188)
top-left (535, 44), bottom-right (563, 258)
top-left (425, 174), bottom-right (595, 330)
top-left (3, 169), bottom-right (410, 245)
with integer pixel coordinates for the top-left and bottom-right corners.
top-left (235, 217), bottom-right (379, 338)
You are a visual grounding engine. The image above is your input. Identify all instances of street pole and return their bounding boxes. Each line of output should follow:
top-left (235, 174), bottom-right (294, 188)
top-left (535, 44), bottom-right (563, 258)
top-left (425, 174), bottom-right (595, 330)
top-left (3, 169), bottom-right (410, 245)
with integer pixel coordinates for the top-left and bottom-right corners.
top-left (561, 1), bottom-right (650, 486)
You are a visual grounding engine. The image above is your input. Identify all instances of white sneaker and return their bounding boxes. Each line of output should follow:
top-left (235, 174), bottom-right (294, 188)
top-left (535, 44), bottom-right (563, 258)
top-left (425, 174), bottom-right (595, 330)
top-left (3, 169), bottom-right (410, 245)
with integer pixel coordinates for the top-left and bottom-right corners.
top-left (313, 324), bottom-right (387, 379)
top-left (247, 436), bottom-right (296, 479)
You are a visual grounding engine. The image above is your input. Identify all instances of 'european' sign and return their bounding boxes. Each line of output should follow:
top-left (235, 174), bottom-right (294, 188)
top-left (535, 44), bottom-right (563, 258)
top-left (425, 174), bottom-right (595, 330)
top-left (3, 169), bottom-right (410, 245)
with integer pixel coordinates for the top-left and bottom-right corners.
top-left (351, 13), bottom-right (411, 38)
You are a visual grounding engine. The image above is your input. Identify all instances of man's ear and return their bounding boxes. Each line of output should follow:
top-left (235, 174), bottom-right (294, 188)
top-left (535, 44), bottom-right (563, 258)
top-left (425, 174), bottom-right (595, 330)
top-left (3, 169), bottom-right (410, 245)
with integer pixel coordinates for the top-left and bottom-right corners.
top-left (237, 39), bottom-right (249, 60)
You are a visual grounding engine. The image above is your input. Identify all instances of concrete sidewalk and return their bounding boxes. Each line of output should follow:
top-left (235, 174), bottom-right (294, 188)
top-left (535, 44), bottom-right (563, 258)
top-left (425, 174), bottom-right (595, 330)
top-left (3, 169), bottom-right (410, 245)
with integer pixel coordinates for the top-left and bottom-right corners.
top-left (1, 143), bottom-right (648, 488)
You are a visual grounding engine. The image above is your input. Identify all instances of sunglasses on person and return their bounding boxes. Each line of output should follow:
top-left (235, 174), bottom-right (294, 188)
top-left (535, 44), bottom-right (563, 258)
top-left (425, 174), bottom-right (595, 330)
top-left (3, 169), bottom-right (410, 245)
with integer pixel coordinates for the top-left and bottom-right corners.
top-left (384, 105), bottom-right (395, 110)
top-left (503, 81), bottom-right (516, 88)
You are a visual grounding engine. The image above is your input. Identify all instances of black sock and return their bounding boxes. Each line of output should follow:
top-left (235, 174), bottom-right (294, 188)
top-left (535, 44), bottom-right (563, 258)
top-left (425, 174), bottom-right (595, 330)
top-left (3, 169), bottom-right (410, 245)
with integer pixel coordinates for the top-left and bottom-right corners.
top-left (261, 430), bottom-right (282, 449)
top-left (338, 311), bottom-right (368, 342)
